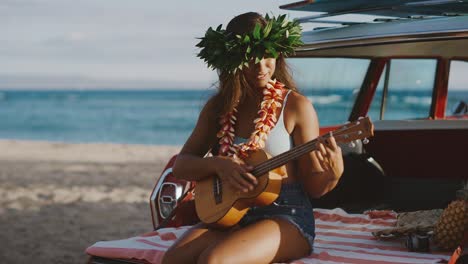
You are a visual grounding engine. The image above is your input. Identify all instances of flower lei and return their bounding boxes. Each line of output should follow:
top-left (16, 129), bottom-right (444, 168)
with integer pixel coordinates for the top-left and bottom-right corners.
top-left (196, 14), bottom-right (303, 74)
top-left (217, 79), bottom-right (285, 158)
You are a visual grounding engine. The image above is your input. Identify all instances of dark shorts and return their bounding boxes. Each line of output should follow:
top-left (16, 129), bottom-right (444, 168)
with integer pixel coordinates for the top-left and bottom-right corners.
top-left (238, 182), bottom-right (315, 254)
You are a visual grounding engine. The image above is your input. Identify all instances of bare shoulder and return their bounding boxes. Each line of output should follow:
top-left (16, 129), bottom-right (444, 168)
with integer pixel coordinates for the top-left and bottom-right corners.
top-left (287, 91), bottom-right (312, 109)
top-left (199, 94), bottom-right (215, 112)
top-left (179, 96), bottom-right (219, 156)
top-left (284, 91), bottom-right (318, 128)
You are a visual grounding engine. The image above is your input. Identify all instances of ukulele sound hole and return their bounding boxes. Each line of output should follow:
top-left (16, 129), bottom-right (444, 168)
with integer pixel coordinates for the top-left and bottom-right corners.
top-left (213, 177), bottom-right (223, 204)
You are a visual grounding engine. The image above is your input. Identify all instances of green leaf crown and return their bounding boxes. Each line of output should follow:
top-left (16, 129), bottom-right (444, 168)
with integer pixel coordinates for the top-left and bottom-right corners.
top-left (196, 14), bottom-right (303, 74)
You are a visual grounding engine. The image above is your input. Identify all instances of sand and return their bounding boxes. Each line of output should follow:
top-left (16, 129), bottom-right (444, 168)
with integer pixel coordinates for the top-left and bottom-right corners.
top-left (0, 139), bottom-right (181, 264)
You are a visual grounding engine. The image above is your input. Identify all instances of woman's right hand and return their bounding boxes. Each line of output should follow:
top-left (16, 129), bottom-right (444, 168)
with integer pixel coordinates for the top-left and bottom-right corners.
top-left (213, 156), bottom-right (257, 193)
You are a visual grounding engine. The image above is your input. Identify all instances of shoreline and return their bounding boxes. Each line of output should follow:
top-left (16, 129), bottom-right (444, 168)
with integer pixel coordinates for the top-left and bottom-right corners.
top-left (0, 139), bottom-right (181, 163)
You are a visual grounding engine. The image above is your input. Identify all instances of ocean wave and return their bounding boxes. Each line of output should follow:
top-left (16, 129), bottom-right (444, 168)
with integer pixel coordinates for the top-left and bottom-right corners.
top-left (403, 96), bottom-right (432, 106)
top-left (307, 95), bottom-right (342, 105)
top-left (66, 94), bottom-right (80, 101)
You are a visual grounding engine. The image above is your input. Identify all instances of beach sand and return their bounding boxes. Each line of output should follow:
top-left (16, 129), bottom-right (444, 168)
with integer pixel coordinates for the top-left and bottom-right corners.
top-left (0, 139), bottom-right (181, 264)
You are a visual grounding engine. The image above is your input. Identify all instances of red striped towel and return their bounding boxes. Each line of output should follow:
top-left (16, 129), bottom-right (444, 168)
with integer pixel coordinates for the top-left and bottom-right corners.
top-left (86, 208), bottom-right (451, 263)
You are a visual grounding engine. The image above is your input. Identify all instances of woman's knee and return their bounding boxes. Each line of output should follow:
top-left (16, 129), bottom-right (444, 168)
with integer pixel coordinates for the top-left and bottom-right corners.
top-left (197, 246), bottom-right (226, 264)
top-left (161, 248), bottom-right (179, 264)
top-left (163, 226), bottom-right (229, 264)
top-left (162, 245), bottom-right (193, 264)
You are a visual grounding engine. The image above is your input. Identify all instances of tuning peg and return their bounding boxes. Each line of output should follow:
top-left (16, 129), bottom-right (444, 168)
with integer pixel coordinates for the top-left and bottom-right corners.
top-left (348, 141), bottom-right (356, 148)
top-left (362, 138), bottom-right (369, 144)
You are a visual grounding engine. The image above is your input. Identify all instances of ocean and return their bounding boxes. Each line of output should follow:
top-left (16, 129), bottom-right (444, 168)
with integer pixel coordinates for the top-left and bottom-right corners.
top-left (0, 89), bottom-right (466, 145)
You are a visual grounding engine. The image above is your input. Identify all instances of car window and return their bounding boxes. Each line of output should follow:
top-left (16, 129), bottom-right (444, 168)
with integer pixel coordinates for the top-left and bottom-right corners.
top-left (446, 60), bottom-right (468, 116)
top-left (369, 59), bottom-right (437, 120)
top-left (287, 58), bottom-right (370, 126)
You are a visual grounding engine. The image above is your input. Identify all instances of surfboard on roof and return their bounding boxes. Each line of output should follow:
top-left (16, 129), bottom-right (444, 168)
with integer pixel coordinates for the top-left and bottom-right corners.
top-left (280, 0), bottom-right (468, 18)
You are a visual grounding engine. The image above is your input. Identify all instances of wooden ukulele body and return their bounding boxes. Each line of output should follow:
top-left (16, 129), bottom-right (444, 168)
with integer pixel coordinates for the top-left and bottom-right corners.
top-left (194, 149), bottom-right (286, 228)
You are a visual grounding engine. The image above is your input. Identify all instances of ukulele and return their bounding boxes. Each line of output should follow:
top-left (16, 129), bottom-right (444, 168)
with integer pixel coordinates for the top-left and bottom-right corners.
top-left (195, 117), bottom-right (374, 228)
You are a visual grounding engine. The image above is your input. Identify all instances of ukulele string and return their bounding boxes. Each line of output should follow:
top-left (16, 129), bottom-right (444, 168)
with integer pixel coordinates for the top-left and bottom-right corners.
top-left (253, 134), bottom-right (332, 175)
top-left (255, 129), bottom-right (364, 174)
top-left (214, 138), bottom-right (323, 189)
top-left (252, 123), bottom-right (359, 175)
top-left (214, 124), bottom-right (363, 189)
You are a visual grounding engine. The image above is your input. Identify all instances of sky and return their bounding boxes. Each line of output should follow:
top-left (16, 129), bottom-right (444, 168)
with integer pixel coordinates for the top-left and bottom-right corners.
top-left (1, 0), bottom-right (467, 90)
top-left (2, 0), bottom-right (314, 89)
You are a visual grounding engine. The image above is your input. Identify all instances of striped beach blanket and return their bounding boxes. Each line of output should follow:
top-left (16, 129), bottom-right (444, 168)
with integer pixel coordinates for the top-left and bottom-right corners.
top-left (86, 208), bottom-right (452, 263)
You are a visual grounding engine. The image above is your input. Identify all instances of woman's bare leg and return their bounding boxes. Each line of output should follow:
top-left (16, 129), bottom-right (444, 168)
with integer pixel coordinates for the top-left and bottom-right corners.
top-left (161, 223), bottom-right (234, 264)
top-left (197, 218), bottom-right (311, 264)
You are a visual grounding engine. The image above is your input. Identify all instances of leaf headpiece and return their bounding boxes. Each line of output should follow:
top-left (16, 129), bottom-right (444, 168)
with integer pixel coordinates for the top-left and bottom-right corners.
top-left (196, 14), bottom-right (303, 74)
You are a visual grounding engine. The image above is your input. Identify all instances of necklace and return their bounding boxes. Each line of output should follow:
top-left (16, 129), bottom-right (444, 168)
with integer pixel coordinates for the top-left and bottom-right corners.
top-left (217, 79), bottom-right (285, 158)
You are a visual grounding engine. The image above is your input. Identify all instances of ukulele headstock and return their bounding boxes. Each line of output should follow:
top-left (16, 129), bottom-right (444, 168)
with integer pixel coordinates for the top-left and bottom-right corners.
top-left (331, 116), bottom-right (374, 145)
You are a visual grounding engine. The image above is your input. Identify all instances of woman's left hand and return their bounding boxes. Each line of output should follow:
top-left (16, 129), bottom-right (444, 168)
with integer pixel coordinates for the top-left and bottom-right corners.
top-left (311, 134), bottom-right (344, 181)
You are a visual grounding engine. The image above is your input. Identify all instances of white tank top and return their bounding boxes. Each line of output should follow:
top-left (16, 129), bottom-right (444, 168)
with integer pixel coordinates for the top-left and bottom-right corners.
top-left (234, 90), bottom-right (293, 157)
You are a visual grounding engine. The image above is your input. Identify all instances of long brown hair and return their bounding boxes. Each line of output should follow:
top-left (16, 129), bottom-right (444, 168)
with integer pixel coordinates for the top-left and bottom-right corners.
top-left (210, 12), bottom-right (298, 116)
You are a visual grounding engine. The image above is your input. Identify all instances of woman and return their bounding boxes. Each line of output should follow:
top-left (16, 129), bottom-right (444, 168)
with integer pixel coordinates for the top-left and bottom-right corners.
top-left (162, 12), bottom-right (344, 264)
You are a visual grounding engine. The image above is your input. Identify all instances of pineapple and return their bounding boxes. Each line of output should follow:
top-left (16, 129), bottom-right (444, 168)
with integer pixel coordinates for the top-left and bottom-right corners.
top-left (433, 181), bottom-right (468, 251)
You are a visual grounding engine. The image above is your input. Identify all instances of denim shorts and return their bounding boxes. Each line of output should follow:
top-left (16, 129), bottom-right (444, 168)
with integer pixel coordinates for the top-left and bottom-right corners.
top-left (238, 182), bottom-right (315, 254)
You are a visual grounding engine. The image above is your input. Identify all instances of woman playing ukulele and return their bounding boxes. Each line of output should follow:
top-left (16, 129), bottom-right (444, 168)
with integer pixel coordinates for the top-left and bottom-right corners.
top-left (162, 12), bottom-right (344, 264)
